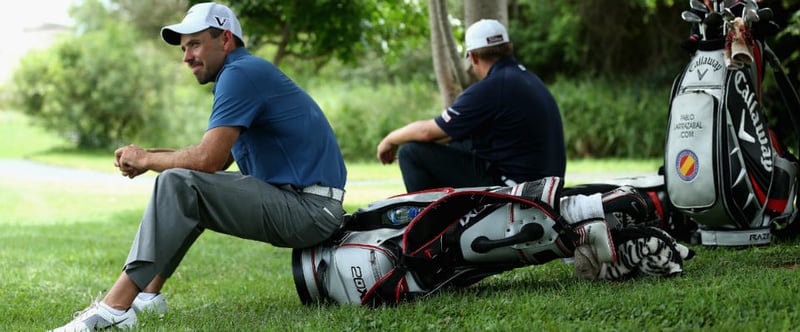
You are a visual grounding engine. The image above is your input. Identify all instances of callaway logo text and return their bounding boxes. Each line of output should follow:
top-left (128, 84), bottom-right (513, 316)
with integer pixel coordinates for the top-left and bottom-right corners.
top-left (688, 55), bottom-right (723, 80)
top-left (734, 70), bottom-right (773, 172)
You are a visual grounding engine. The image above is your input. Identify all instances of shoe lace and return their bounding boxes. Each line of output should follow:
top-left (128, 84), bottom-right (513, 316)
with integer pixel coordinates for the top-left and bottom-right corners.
top-left (72, 291), bottom-right (104, 320)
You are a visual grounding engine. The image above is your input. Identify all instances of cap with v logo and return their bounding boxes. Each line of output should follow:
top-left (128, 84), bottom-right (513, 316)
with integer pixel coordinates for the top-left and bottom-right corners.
top-left (161, 2), bottom-right (244, 46)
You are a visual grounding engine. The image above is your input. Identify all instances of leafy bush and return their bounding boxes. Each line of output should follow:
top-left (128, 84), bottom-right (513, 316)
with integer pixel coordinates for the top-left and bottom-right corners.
top-left (311, 80), bottom-right (441, 162)
top-left (510, 0), bottom-right (687, 81)
top-left (313, 74), bottom-right (673, 162)
top-left (551, 75), bottom-right (672, 159)
top-left (5, 23), bottom-right (184, 150)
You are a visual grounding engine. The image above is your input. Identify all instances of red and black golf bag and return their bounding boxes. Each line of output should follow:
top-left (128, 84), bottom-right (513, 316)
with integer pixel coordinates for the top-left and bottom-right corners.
top-left (292, 177), bottom-right (693, 306)
top-left (664, 0), bottom-right (800, 246)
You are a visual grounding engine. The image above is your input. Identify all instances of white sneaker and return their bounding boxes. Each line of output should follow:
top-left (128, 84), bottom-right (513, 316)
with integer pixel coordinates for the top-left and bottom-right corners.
top-left (48, 300), bottom-right (137, 332)
top-left (132, 293), bottom-right (167, 317)
top-left (574, 220), bottom-right (617, 264)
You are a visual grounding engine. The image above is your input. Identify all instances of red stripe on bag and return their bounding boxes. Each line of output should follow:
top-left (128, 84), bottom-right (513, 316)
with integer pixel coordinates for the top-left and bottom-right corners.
top-left (646, 191), bottom-right (666, 228)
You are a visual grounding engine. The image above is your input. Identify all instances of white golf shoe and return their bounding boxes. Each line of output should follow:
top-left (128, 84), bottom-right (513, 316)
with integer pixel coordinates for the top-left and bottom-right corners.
top-left (132, 293), bottom-right (167, 317)
top-left (48, 299), bottom-right (136, 332)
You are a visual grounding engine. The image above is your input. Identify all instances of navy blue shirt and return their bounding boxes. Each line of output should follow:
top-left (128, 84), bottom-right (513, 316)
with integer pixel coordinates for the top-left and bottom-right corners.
top-left (208, 48), bottom-right (347, 189)
top-left (435, 56), bottom-right (565, 182)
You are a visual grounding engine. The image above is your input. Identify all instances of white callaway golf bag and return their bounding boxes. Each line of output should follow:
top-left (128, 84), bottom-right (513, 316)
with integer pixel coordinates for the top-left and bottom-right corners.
top-left (665, 0), bottom-right (800, 246)
top-left (292, 177), bottom-right (693, 306)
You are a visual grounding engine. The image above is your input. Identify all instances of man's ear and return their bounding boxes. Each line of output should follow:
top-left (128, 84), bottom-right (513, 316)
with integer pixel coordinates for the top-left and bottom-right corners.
top-left (222, 30), bottom-right (236, 50)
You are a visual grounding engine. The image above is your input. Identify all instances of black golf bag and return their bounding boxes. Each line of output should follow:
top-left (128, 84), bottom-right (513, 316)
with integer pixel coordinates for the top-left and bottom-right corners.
top-left (665, 0), bottom-right (800, 246)
top-left (292, 177), bottom-right (693, 306)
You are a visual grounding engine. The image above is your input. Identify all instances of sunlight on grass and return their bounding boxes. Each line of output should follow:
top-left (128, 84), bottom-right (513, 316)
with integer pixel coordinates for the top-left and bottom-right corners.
top-left (0, 111), bottom-right (71, 158)
top-left (0, 179), bottom-right (151, 226)
top-left (566, 157), bottom-right (662, 173)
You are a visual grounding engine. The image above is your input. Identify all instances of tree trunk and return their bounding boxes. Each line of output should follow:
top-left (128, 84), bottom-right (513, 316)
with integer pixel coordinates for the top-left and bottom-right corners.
top-left (434, 0), bottom-right (472, 91)
top-left (429, 0), bottom-right (461, 108)
top-left (464, 0), bottom-right (509, 28)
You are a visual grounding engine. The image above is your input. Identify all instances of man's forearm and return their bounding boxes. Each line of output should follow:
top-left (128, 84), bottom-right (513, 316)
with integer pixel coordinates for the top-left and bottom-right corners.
top-left (143, 146), bottom-right (224, 173)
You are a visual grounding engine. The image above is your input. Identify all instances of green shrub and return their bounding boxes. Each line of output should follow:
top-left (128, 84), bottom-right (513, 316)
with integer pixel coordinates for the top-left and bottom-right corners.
top-left (552, 75), bottom-right (671, 159)
top-left (5, 23), bottom-right (192, 150)
top-left (313, 74), bottom-right (673, 162)
top-left (312, 80), bottom-right (441, 162)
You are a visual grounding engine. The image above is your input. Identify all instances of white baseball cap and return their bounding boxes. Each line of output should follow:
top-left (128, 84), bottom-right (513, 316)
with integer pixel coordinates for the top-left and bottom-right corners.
top-left (161, 2), bottom-right (244, 46)
top-left (464, 19), bottom-right (509, 57)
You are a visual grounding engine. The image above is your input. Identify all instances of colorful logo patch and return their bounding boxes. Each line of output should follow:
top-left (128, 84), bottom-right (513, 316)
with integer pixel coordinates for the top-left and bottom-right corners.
top-left (676, 150), bottom-right (699, 181)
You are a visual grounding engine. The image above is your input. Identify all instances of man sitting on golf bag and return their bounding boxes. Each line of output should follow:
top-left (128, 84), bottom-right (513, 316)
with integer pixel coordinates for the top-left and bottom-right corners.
top-left (293, 176), bottom-right (694, 306)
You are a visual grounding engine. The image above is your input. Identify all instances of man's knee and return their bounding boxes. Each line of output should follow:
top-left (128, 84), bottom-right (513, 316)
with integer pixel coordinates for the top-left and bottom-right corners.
top-left (398, 141), bottom-right (430, 162)
top-left (155, 168), bottom-right (196, 195)
top-left (158, 168), bottom-right (190, 179)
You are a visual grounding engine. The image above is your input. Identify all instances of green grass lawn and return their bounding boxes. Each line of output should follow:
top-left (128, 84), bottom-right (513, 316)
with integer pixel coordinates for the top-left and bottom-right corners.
top-left (3, 111), bottom-right (800, 331)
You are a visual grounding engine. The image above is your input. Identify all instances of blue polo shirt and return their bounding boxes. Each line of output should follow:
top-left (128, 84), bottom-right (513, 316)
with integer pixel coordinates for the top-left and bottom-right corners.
top-left (435, 56), bottom-right (565, 182)
top-left (207, 48), bottom-right (347, 189)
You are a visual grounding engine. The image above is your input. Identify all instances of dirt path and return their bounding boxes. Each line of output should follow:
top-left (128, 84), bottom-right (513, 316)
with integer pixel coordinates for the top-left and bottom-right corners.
top-left (0, 159), bottom-right (154, 190)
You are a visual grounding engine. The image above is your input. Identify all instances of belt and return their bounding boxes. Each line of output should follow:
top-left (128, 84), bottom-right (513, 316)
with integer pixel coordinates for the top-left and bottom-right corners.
top-left (299, 184), bottom-right (345, 202)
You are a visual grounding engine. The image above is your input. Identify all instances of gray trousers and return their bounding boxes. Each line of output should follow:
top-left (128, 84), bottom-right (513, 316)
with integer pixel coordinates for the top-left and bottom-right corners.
top-left (123, 168), bottom-right (344, 290)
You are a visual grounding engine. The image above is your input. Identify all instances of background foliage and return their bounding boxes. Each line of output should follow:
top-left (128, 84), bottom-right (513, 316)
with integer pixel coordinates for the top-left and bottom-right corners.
top-left (10, 23), bottom-right (172, 149)
top-left (1, 0), bottom-right (798, 159)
